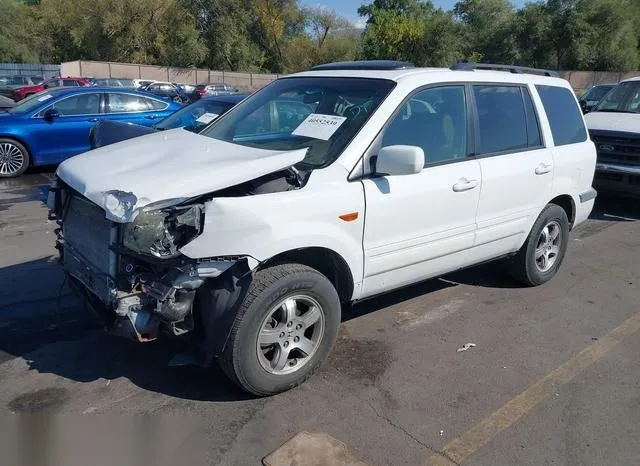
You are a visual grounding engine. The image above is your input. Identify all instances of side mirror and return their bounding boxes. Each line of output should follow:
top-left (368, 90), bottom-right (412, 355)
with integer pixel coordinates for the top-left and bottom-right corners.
top-left (43, 108), bottom-right (59, 121)
top-left (376, 145), bottom-right (424, 176)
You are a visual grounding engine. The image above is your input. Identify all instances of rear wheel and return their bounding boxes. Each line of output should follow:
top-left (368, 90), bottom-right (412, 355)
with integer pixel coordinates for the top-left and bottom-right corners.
top-left (508, 204), bottom-right (569, 286)
top-left (218, 263), bottom-right (341, 396)
top-left (172, 96), bottom-right (183, 104)
top-left (0, 139), bottom-right (30, 178)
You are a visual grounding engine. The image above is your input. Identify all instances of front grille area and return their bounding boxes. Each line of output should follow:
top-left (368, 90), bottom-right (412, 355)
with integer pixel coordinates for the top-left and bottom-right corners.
top-left (62, 193), bottom-right (118, 303)
top-left (590, 131), bottom-right (640, 166)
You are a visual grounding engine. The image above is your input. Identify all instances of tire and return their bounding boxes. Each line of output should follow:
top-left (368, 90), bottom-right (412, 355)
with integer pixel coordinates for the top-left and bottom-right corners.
top-left (172, 96), bottom-right (183, 103)
top-left (219, 263), bottom-right (341, 396)
top-left (508, 204), bottom-right (570, 286)
top-left (0, 138), bottom-right (30, 178)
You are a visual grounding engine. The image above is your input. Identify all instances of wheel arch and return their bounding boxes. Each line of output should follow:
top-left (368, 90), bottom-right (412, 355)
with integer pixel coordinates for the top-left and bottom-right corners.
top-left (0, 134), bottom-right (33, 159)
top-left (548, 194), bottom-right (576, 228)
top-left (258, 247), bottom-right (355, 304)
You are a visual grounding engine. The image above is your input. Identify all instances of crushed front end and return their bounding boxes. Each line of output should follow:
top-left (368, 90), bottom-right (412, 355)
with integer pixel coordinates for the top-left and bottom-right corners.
top-left (48, 179), bottom-right (236, 344)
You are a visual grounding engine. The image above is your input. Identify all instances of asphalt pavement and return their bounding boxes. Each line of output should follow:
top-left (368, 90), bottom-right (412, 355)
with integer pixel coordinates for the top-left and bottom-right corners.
top-left (0, 168), bottom-right (638, 466)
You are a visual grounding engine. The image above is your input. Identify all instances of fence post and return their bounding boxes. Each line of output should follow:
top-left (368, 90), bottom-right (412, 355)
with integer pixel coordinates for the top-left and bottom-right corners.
top-left (138, 65), bottom-right (141, 79)
top-left (222, 70), bottom-right (225, 83)
top-left (108, 63), bottom-right (112, 78)
top-left (79, 61), bottom-right (83, 77)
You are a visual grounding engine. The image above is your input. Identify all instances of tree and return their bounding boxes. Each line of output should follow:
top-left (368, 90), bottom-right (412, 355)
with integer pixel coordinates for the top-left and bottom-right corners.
top-left (0, 0), bottom-right (39, 62)
top-left (359, 0), bottom-right (461, 67)
top-left (453, 0), bottom-right (518, 63)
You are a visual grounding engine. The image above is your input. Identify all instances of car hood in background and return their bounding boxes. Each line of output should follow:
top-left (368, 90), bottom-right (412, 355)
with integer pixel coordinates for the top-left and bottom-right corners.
top-left (91, 119), bottom-right (157, 148)
top-left (585, 111), bottom-right (640, 133)
top-left (57, 129), bottom-right (307, 222)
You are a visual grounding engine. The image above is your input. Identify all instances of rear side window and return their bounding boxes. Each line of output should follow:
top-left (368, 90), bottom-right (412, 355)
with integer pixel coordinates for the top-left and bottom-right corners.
top-left (535, 85), bottom-right (587, 146)
top-left (107, 93), bottom-right (153, 112)
top-left (473, 85), bottom-right (528, 155)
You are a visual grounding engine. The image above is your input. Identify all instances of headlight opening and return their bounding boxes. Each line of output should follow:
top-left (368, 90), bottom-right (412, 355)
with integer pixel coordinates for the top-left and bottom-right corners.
top-left (123, 204), bottom-right (203, 258)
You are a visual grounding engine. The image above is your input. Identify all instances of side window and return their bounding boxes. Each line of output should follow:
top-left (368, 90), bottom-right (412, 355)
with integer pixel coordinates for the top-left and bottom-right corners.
top-left (535, 85), bottom-right (587, 146)
top-left (474, 85), bottom-right (527, 155)
top-left (106, 93), bottom-right (155, 113)
top-left (522, 88), bottom-right (542, 147)
top-left (146, 98), bottom-right (168, 111)
top-left (47, 79), bottom-right (61, 88)
top-left (62, 80), bottom-right (77, 87)
top-left (52, 93), bottom-right (101, 115)
top-left (381, 85), bottom-right (467, 165)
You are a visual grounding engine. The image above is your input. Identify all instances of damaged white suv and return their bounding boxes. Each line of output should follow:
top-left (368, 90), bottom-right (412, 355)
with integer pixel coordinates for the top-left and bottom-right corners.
top-left (49, 61), bottom-right (597, 395)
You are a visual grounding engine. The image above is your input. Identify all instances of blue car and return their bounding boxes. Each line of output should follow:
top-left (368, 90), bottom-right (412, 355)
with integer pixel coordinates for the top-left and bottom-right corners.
top-left (0, 87), bottom-right (182, 177)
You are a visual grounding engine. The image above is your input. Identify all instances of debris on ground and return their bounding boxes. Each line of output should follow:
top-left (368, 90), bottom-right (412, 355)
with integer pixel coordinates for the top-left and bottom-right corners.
top-left (457, 343), bottom-right (476, 353)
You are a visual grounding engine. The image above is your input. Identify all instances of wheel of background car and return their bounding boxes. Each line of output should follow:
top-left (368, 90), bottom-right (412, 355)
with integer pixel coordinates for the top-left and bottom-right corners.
top-left (172, 96), bottom-right (182, 103)
top-left (218, 263), bottom-right (341, 396)
top-left (507, 204), bottom-right (570, 286)
top-left (0, 138), bottom-right (30, 178)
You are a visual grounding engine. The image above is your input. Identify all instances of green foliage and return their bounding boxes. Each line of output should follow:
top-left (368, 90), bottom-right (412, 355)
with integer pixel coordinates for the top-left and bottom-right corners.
top-left (1, 0), bottom-right (640, 72)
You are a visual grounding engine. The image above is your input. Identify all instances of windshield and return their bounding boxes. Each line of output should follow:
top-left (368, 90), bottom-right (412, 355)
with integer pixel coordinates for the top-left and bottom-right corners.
top-left (7, 91), bottom-right (59, 114)
top-left (155, 98), bottom-right (240, 132)
top-left (594, 82), bottom-right (640, 113)
top-left (583, 85), bottom-right (614, 102)
top-left (200, 77), bottom-right (395, 169)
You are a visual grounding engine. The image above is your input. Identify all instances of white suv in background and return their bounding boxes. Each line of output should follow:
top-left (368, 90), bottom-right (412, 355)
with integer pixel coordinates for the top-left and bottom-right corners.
top-left (49, 61), bottom-right (597, 395)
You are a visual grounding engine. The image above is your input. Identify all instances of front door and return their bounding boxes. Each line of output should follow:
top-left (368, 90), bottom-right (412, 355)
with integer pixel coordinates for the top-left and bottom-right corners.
top-left (31, 92), bottom-right (103, 164)
top-left (361, 85), bottom-right (481, 298)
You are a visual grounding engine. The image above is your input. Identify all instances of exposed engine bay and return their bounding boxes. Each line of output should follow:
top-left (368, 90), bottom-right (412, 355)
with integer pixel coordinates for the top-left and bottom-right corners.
top-left (48, 166), bottom-right (307, 354)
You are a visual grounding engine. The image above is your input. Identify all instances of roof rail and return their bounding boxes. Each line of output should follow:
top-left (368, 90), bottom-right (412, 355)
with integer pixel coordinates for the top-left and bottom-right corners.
top-left (451, 62), bottom-right (559, 78)
top-left (311, 60), bottom-right (416, 71)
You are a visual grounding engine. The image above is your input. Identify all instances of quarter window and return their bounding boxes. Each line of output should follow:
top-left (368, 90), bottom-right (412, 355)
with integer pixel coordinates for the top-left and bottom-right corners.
top-left (381, 85), bottom-right (468, 165)
top-left (49, 93), bottom-right (101, 115)
top-left (474, 85), bottom-right (528, 155)
top-left (536, 85), bottom-right (587, 146)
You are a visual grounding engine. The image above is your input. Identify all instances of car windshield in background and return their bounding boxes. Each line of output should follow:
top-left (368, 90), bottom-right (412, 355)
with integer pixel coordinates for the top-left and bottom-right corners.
top-left (594, 82), bottom-right (640, 113)
top-left (201, 77), bottom-right (395, 169)
top-left (155, 99), bottom-right (237, 132)
top-left (584, 85), bottom-right (614, 101)
top-left (7, 91), bottom-right (60, 114)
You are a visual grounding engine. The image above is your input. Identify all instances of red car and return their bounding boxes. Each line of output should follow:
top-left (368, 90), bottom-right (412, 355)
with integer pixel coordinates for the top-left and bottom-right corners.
top-left (10, 76), bottom-right (91, 102)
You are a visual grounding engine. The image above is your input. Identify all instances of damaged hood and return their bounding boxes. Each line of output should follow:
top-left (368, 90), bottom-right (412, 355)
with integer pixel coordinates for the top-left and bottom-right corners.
top-left (57, 128), bottom-right (307, 222)
top-left (584, 111), bottom-right (640, 133)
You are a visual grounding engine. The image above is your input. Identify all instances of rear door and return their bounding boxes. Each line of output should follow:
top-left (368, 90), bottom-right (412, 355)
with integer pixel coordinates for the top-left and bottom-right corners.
top-left (104, 92), bottom-right (169, 125)
top-left (361, 85), bottom-right (482, 298)
top-left (30, 92), bottom-right (104, 163)
top-left (470, 84), bottom-right (553, 263)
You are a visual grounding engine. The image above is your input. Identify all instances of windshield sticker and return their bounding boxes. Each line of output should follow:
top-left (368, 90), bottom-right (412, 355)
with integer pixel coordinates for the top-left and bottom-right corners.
top-left (37, 94), bottom-right (53, 102)
top-left (292, 113), bottom-right (347, 140)
top-left (196, 113), bottom-right (219, 124)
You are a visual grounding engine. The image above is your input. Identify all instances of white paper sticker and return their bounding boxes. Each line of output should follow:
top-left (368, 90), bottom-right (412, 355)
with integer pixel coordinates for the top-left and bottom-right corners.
top-left (292, 114), bottom-right (347, 140)
top-left (196, 112), bottom-right (219, 124)
top-left (37, 94), bottom-right (53, 102)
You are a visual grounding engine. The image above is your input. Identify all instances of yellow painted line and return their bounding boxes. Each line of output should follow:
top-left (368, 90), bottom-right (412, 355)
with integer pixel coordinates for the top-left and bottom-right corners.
top-left (426, 311), bottom-right (640, 466)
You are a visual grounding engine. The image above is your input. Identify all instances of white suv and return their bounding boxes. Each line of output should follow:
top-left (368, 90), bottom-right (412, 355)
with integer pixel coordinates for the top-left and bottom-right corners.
top-left (49, 61), bottom-right (597, 395)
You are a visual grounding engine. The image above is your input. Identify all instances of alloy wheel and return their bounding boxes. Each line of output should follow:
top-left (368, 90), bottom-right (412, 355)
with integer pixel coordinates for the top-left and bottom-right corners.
top-left (0, 142), bottom-right (25, 176)
top-left (256, 295), bottom-right (325, 375)
top-left (535, 220), bottom-right (562, 272)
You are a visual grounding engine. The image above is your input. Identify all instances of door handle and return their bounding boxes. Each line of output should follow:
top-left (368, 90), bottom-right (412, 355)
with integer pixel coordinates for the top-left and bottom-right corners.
top-left (452, 178), bottom-right (479, 192)
top-left (535, 162), bottom-right (553, 175)
top-left (86, 118), bottom-right (99, 122)
top-left (145, 115), bottom-right (158, 120)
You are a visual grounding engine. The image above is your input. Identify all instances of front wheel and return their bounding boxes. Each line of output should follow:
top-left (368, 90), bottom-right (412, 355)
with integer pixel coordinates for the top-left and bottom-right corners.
top-left (0, 138), bottom-right (30, 178)
top-left (508, 204), bottom-right (570, 286)
top-left (172, 96), bottom-right (183, 104)
top-left (218, 263), bottom-right (341, 396)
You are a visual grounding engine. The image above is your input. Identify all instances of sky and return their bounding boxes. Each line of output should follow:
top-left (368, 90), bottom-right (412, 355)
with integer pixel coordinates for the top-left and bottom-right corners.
top-left (303, 0), bottom-right (528, 28)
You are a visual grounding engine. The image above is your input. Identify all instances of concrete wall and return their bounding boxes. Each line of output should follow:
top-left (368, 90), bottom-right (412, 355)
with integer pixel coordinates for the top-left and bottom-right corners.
top-left (61, 60), bottom-right (640, 93)
top-left (61, 60), bottom-right (281, 90)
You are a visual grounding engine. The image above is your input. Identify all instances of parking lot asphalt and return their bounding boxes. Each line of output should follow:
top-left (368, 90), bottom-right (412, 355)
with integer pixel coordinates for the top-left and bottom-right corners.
top-left (1, 169), bottom-right (639, 466)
